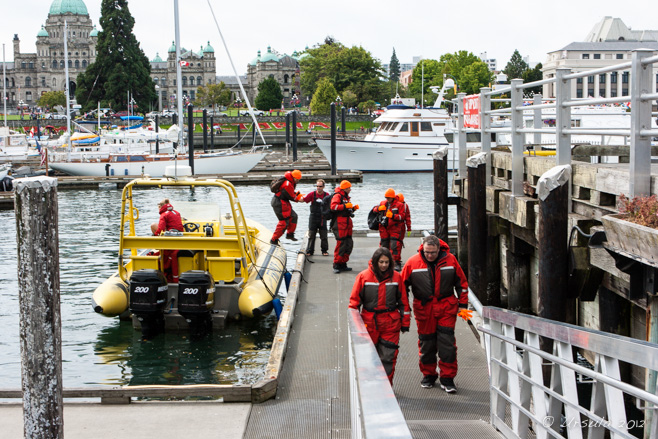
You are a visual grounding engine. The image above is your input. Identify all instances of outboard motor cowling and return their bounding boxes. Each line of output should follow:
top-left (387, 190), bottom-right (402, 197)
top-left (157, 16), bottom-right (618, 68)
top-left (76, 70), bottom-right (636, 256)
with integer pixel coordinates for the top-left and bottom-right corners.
top-left (178, 270), bottom-right (215, 338)
top-left (129, 269), bottom-right (168, 339)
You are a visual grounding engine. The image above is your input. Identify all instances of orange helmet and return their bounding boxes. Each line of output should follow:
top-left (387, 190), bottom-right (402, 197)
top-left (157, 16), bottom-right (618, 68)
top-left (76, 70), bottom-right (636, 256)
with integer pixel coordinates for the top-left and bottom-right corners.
top-left (340, 180), bottom-right (351, 190)
top-left (397, 192), bottom-right (404, 202)
top-left (385, 188), bottom-right (396, 198)
top-left (291, 169), bottom-right (302, 180)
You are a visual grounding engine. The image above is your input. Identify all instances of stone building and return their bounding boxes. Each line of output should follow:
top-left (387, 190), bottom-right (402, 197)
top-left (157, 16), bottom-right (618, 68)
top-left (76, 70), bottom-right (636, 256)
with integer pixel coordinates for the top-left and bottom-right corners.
top-left (3, 0), bottom-right (98, 110)
top-left (245, 46), bottom-right (306, 107)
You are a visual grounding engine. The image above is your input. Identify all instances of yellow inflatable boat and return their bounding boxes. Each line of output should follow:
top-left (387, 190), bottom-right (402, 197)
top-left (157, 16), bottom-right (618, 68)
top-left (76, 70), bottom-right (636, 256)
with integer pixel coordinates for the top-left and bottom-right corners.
top-left (91, 172), bottom-right (286, 338)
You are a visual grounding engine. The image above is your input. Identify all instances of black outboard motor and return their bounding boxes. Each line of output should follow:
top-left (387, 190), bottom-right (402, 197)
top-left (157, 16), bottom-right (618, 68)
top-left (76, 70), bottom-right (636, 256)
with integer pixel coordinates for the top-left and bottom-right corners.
top-left (178, 270), bottom-right (215, 339)
top-left (129, 269), bottom-right (168, 340)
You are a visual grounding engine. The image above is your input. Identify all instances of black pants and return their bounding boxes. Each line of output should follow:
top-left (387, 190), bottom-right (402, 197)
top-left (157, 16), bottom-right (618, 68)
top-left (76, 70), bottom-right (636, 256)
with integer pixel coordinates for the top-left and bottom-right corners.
top-left (307, 216), bottom-right (328, 254)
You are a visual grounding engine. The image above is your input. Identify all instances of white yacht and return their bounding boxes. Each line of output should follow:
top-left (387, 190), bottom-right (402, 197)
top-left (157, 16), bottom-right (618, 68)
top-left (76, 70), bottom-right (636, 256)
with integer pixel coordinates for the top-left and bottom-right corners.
top-left (314, 82), bottom-right (456, 172)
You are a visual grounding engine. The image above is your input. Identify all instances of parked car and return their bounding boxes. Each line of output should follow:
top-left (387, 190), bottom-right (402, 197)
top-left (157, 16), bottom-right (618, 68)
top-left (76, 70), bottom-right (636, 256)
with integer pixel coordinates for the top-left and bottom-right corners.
top-left (145, 111), bottom-right (160, 118)
top-left (113, 111), bottom-right (130, 118)
top-left (240, 109), bottom-right (265, 117)
top-left (286, 109), bottom-right (307, 116)
top-left (45, 113), bottom-right (68, 120)
top-left (161, 110), bottom-right (177, 118)
top-left (215, 112), bottom-right (229, 117)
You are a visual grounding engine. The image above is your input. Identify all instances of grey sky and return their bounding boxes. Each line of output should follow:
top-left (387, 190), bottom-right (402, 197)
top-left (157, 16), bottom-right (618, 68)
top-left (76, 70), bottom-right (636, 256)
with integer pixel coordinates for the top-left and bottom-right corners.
top-left (1, 0), bottom-right (656, 76)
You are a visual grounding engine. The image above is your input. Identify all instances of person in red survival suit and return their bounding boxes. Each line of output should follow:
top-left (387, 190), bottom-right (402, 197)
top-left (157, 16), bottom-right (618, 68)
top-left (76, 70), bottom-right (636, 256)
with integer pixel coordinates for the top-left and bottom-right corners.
top-left (373, 188), bottom-right (406, 272)
top-left (150, 198), bottom-right (185, 283)
top-left (400, 234), bottom-right (471, 394)
top-left (330, 179), bottom-right (359, 273)
top-left (270, 169), bottom-right (303, 245)
top-left (349, 247), bottom-right (411, 384)
top-left (397, 191), bottom-right (412, 248)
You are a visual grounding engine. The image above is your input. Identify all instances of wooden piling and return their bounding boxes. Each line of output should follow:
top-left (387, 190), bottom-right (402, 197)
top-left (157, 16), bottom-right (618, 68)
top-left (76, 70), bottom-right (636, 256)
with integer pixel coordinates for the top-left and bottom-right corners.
top-left (467, 153), bottom-right (488, 304)
top-left (187, 105), bottom-right (194, 174)
top-left (537, 165), bottom-right (570, 322)
top-left (456, 185), bottom-right (468, 276)
top-left (433, 148), bottom-right (449, 241)
top-left (292, 111), bottom-right (298, 162)
top-left (15, 177), bottom-right (63, 438)
top-left (210, 116), bottom-right (214, 149)
top-left (155, 115), bottom-right (160, 154)
top-left (330, 103), bottom-right (336, 175)
top-left (202, 109), bottom-right (208, 153)
top-left (341, 106), bottom-right (346, 135)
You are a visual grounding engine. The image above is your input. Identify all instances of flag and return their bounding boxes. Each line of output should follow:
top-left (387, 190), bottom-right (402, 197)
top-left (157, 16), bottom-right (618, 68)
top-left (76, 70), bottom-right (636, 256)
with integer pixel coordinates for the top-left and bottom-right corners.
top-left (40, 146), bottom-right (47, 167)
top-left (179, 60), bottom-right (189, 67)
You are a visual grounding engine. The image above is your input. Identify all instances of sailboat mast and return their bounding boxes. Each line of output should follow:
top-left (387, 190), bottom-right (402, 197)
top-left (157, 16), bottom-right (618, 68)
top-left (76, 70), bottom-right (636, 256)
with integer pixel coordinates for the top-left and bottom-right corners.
top-left (2, 44), bottom-right (6, 128)
top-left (64, 21), bottom-right (71, 139)
top-left (174, 0), bottom-right (184, 153)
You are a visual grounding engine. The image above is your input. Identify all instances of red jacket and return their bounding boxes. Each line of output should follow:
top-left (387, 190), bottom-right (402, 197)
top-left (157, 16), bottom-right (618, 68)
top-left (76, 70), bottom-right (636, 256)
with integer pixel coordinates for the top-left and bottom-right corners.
top-left (400, 240), bottom-right (468, 308)
top-left (349, 261), bottom-right (411, 328)
top-left (155, 204), bottom-right (184, 235)
top-left (401, 202), bottom-right (411, 232)
top-left (373, 198), bottom-right (406, 234)
top-left (330, 188), bottom-right (353, 236)
top-left (275, 171), bottom-right (297, 202)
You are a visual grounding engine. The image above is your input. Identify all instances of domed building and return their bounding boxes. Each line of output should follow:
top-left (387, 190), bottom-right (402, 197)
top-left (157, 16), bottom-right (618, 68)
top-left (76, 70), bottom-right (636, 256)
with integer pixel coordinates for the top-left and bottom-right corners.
top-left (4, 0), bottom-right (98, 108)
top-left (246, 46), bottom-right (305, 107)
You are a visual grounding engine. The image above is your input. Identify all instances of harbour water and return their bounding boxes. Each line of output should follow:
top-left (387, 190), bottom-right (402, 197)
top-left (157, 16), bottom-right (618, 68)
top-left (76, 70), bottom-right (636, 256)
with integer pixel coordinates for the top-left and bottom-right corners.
top-left (0, 172), bottom-right (452, 388)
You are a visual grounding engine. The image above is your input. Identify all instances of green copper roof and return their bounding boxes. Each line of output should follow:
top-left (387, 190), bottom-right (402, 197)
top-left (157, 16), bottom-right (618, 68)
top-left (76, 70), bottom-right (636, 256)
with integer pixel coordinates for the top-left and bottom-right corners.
top-left (152, 53), bottom-right (163, 62)
top-left (168, 41), bottom-right (176, 53)
top-left (249, 50), bottom-right (261, 66)
top-left (198, 46), bottom-right (204, 57)
top-left (49, 0), bottom-right (88, 15)
top-left (37, 26), bottom-right (49, 38)
top-left (203, 41), bottom-right (214, 53)
top-left (90, 25), bottom-right (98, 37)
top-left (261, 46), bottom-right (279, 63)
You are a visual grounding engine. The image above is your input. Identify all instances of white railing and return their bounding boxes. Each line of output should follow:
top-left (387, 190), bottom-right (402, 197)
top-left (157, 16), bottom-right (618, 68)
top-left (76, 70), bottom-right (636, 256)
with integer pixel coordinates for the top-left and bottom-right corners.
top-left (453, 49), bottom-right (658, 198)
top-left (479, 307), bottom-right (658, 439)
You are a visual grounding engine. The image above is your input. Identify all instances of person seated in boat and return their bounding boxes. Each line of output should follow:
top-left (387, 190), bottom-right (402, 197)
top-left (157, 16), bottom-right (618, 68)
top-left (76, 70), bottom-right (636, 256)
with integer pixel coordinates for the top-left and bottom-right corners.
top-left (270, 169), bottom-right (303, 245)
top-left (372, 188), bottom-right (406, 272)
top-left (150, 198), bottom-right (185, 283)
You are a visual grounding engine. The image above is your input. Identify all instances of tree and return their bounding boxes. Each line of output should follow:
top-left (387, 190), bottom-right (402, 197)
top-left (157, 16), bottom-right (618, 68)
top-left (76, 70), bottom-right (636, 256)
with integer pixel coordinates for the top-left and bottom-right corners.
top-left (341, 90), bottom-right (358, 108)
top-left (195, 82), bottom-right (232, 113)
top-left (75, 0), bottom-right (155, 112)
top-left (310, 78), bottom-right (338, 115)
top-left (389, 48), bottom-right (401, 83)
top-left (254, 77), bottom-right (283, 111)
top-left (459, 62), bottom-right (494, 95)
top-left (522, 62), bottom-right (543, 96)
top-left (38, 91), bottom-right (66, 110)
top-left (503, 50), bottom-right (529, 81)
top-left (408, 59), bottom-right (442, 106)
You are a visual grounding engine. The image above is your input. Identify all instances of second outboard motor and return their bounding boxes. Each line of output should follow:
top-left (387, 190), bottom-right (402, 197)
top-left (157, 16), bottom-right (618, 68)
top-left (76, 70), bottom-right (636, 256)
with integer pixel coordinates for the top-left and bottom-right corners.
top-left (129, 269), bottom-right (168, 340)
top-left (178, 270), bottom-right (215, 339)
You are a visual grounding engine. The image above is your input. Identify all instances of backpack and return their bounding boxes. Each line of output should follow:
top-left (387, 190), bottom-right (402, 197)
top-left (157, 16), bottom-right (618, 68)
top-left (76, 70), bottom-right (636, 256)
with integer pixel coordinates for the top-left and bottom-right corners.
top-left (321, 194), bottom-right (333, 221)
top-left (367, 206), bottom-right (383, 231)
top-left (270, 176), bottom-right (286, 193)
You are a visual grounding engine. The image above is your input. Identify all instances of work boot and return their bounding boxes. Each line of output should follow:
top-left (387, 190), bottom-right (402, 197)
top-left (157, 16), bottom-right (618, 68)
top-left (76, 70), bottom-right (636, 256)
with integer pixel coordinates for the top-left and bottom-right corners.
top-left (270, 238), bottom-right (280, 246)
top-left (420, 374), bottom-right (438, 389)
top-left (333, 264), bottom-right (340, 274)
top-left (439, 377), bottom-right (457, 394)
top-left (286, 233), bottom-right (298, 241)
top-left (340, 264), bottom-right (352, 272)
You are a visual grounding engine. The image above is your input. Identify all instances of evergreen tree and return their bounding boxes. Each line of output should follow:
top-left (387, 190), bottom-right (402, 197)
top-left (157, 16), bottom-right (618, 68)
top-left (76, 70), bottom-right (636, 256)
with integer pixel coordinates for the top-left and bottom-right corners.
top-left (75, 0), bottom-right (155, 112)
top-left (522, 62), bottom-right (543, 96)
top-left (310, 78), bottom-right (338, 115)
top-left (255, 77), bottom-right (284, 111)
top-left (389, 48), bottom-right (401, 83)
top-left (503, 50), bottom-right (529, 81)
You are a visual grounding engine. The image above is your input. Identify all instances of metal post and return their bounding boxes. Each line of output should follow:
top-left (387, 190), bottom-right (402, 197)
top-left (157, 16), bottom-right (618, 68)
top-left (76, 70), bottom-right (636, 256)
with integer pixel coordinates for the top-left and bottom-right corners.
top-left (555, 68), bottom-right (572, 167)
top-left (252, 120), bottom-right (256, 145)
top-left (341, 106), bottom-right (346, 135)
top-left (433, 148), bottom-right (448, 241)
top-left (237, 124), bottom-right (240, 144)
top-left (155, 114), bottom-right (159, 154)
top-left (330, 103), bottom-right (337, 175)
top-left (510, 79), bottom-right (524, 197)
top-left (285, 113), bottom-right (291, 158)
top-left (467, 153), bottom-right (488, 304)
top-left (533, 94), bottom-right (542, 146)
top-left (292, 110), bottom-right (298, 162)
top-left (629, 49), bottom-right (653, 197)
top-left (210, 116), bottom-right (214, 149)
top-left (480, 87), bottom-right (492, 185)
top-left (3, 43), bottom-right (6, 127)
top-left (187, 104), bottom-right (194, 174)
top-left (457, 93), bottom-right (467, 177)
top-left (537, 165), bottom-right (571, 322)
top-left (202, 108), bottom-right (208, 153)
top-left (16, 177), bottom-right (63, 438)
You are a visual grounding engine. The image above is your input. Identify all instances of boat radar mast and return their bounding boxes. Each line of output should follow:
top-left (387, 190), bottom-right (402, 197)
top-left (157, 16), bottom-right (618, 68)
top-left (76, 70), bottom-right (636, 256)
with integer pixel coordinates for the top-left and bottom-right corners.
top-left (429, 77), bottom-right (455, 108)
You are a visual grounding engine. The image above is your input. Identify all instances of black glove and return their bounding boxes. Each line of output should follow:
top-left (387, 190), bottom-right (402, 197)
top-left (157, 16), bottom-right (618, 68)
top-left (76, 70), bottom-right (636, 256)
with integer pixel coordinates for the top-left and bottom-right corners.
top-left (401, 326), bottom-right (409, 333)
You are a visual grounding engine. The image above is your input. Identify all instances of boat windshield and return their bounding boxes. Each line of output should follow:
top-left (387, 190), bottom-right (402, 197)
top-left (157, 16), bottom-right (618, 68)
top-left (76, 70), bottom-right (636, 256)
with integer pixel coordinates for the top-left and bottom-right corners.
top-left (176, 201), bottom-right (221, 222)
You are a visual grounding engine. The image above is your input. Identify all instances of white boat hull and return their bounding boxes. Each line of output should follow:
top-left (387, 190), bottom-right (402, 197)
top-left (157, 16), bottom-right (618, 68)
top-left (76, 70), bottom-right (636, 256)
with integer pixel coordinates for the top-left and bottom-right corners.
top-left (315, 138), bottom-right (456, 172)
top-left (49, 152), bottom-right (267, 177)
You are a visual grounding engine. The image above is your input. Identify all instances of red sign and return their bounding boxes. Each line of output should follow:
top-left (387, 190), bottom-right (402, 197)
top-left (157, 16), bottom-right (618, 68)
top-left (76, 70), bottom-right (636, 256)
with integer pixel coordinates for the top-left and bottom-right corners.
top-left (463, 94), bottom-right (481, 129)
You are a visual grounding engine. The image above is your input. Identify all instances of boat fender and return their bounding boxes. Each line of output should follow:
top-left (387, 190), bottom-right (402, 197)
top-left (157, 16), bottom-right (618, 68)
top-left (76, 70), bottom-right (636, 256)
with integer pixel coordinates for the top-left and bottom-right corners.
top-left (284, 271), bottom-right (292, 291)
top-left (272, 297), bottom-right (283, 319)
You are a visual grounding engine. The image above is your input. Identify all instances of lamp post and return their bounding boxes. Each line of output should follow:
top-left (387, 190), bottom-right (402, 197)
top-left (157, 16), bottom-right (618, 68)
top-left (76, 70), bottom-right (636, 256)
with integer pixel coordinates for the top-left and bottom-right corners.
top-left (235, 96), bottom-right (242, 116)
top-left (155, 85), bottom-right (161, 114)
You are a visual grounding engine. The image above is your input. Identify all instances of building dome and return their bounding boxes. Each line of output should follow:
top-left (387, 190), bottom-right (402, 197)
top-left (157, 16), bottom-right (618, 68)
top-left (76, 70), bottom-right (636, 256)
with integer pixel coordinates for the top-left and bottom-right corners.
top-left (168, 41), bottom-right (176, 53)
top-left (49, 0), bottom-right (88, 15)
top-left (249, 50), bottom-right (261, 66)
top-left (198, 46), bottom-right (204, 57)
top-left (89, 25), bottom-right (98, 37)
top-left (37, 26), bottom-right (49, 38)
top-left (152, 53), bottom-right (163, 62)
top-left (261, 46), bottom-right (279, 62)
top-left (203, 41), bottom-right (214, 53)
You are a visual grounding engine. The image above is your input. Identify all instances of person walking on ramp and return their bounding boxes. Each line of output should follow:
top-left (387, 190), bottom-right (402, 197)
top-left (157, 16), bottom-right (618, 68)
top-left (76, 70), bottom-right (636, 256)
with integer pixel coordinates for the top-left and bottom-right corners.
top-left (349, 247), bottom-right (410, 384)
top-left (330, 179), bottom-right (358, 273)
top-left (302, 178), bottom-right (331, 256)
top-left (373, 188), bottom-right (406, 271)
top-left (270, 169), bottom-right (303, 245)
top-left (400, 234), bottom-right (471, 393)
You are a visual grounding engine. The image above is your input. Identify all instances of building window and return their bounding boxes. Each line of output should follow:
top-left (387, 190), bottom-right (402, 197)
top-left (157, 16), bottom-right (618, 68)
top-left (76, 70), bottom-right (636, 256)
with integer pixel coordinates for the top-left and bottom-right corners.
top-left (26, 91), bottom-right (32, 101)
top-left (622, 72), bottom-right (629, 83)
top-left (616, 54), bottom-right (623, 59)
top-left (52, 78), bottom-right (56, 88)
top-left (74, 60), bottom-right (79, 68)
top-left (611, 89), bottom-right (617, 97)
top-left (593, 54), bottom-right (601, 60)
top-left (587, 89), bottom-right (594, 97)
top-left (21, 62), bottom-right (26, 69)
top-left (599, 74), bottom-right (605, 83)
top-left (588, 75), bottom-right (594, 84)
top-left (576, 89), bottom-right (583, 98)
top-left (154, 77), bottom-right (159, 85)
top-left (599, 88), bottom-right (605, 97)
top-left (52, 60), bottom-right (57, 69)
top-left (41, 77), bottom-right (46, 86)
top-left (82, 52), bottom-right (86, 56)
top-left (161, 77), bottom-right (166, 86)
top-left (182, 76), bottom-right (187, 86)
top-left (622, 88), bottom-right (628, 96)
top-left (611, 72), bottom-right (617, 83)
top-left (576, 77), bottom-right (582, 84)
top-left (25, 77), bottom-right (31, 87)
top-left (68, 60), bottom-right (72, 68)
top-left (284, 74), bottom-right (289, 83)
top-left (190, 91), bottom-right (195, 100)
top-left (197, 76), bottom-right (202, 85)
top-left (41, 62), bottom-right (45, 69)
top-left (582, 54), bottom-right (589, 59)
top-left (29, 62), bottom-right (34, 69)
top-left (82, 60), bottom-right (87, 68)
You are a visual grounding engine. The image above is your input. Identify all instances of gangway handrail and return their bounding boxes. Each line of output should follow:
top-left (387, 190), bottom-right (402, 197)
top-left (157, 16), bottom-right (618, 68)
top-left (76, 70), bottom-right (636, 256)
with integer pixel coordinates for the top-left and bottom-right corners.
top-left (478, 306), bottom-right (658, 439)
top-left (347, 308), bottom-right (413, 439)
